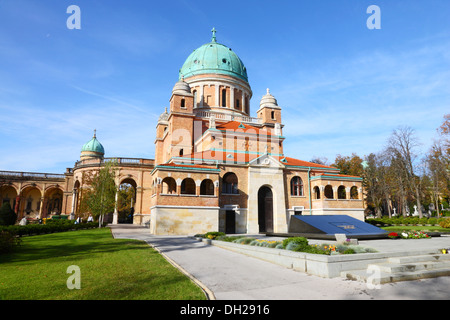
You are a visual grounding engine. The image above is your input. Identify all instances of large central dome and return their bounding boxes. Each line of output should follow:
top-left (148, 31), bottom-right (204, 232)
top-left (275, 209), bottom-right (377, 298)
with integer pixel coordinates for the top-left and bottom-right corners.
top-left (179, 28), bottom-right (248, 82)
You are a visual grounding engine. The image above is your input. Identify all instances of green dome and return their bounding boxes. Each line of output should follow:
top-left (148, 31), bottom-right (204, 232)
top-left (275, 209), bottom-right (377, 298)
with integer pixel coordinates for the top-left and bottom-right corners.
top-left (81, 131), bottom-right (105, 154)
top-left (179, 28), bottom-right (248, 82)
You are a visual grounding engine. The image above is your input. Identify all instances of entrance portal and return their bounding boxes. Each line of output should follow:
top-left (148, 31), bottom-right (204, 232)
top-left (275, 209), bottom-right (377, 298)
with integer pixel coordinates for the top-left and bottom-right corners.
top-left (258, 186), bottom-right (273, 233)
top-left (225, 210), bottom-right (236, 234)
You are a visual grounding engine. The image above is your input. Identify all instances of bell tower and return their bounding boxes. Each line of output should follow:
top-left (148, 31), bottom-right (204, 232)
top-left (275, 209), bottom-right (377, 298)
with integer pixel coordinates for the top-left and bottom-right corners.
top-left (155, 78), bottom-right (195, 165)
top-left (257, 89), bottom-right (284, 155)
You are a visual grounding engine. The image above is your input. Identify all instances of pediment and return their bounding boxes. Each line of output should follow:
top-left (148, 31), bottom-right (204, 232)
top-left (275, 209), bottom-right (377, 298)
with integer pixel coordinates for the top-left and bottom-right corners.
top-left (248, 154), bottom-right (284, 168)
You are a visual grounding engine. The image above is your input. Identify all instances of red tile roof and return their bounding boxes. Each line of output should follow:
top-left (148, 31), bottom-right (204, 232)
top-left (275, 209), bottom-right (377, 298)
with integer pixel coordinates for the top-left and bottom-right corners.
top-left (276, 156), bottom-right (338, 169)
top-left (176, 151), bottom-right (339, 171)
top-left (214, 121), bottom-right (277, 136)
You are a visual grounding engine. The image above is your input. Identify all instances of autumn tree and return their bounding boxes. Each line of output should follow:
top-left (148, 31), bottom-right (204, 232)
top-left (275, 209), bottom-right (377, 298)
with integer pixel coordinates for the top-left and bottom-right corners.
top-left (332, 153), bottom-right (364, 177)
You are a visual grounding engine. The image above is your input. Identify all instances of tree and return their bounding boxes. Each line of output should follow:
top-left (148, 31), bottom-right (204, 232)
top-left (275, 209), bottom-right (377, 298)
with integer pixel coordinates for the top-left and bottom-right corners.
top-left (362, 153), bottom-right (384, 217)
top-left (82, 161), bottom-right (117, 227)
top-left (0, 202), bottom-right (17, 226)
top-left (310, 156), bottom-right (329, 166)
top-left (387, 126), bottom-right (424, 218)
top-left (332, 153), bottom-right (364, 176)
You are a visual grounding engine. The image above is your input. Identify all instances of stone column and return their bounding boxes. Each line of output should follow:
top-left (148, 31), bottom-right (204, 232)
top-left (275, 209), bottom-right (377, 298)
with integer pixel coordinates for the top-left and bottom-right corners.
top-left (70, 189), bottom-right (77, 220)
top-left (15, 195), bottom-right (21, 214)
top-left (38, 197), bottom-right (45, 219)
top-left (230, 87), bottom-right (235, 109)
top-left (112, 189), bottom-right (119, 224)
top-left (215, 84), bottom-right (220, 107)
top-left (333, 186), bottom-right (338, 200)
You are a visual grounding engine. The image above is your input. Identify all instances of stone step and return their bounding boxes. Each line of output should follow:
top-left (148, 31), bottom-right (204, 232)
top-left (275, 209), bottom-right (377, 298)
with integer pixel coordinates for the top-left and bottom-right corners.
top-left (388, 254), bottom-right (450, 264)
top-left (341, 254), bottom-right (450, 284)
top-left (372, 260), bottom-right (450, 273)
top-left (341, 267), bottom-right (450, 284)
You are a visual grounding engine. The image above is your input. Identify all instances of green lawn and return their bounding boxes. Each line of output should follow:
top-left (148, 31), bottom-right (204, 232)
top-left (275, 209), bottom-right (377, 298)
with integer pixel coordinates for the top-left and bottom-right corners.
top-left (0, 228), bottom-right (206, 300)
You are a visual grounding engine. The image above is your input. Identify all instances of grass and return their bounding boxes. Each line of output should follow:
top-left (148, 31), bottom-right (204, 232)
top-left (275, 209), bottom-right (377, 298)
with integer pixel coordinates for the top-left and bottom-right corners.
top-left (0, 228), bottom-right (206, 300)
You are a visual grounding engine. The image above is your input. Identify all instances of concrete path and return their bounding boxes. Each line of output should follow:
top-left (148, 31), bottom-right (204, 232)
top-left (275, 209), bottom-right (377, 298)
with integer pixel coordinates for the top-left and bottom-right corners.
top-left (109, 225), bottom-right (450, 300)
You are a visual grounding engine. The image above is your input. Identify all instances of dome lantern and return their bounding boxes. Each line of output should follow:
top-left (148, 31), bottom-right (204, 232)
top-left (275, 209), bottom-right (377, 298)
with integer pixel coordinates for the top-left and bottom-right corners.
top-left (179, 29), bottom-right (249, 82)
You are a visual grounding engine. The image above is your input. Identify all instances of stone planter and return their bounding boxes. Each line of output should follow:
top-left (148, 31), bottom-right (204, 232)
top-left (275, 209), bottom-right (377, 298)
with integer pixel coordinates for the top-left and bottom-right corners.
top-left (203, 238), bottom-right (212, 245)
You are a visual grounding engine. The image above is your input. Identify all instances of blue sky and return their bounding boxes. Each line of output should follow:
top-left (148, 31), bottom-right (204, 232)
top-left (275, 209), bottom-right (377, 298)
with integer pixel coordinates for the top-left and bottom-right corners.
top-left (0, 0), bottom-right (449, 173)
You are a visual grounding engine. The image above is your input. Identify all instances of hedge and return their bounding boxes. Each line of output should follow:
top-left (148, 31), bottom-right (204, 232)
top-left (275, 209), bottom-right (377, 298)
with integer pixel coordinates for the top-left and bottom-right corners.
top-left (366, 216), bottom-right (447, 227)
top-left (0, 221), bottom-right (99, 237)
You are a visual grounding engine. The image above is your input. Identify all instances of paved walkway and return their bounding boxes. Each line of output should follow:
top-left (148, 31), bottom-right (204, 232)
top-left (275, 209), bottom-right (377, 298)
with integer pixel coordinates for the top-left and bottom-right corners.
top-left (110, 225), bottom-right (450, 300)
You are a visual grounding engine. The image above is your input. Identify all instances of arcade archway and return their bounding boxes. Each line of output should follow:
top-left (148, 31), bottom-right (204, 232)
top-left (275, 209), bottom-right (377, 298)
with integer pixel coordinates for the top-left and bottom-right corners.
top-left (117, 178), bottom-right (137, 224)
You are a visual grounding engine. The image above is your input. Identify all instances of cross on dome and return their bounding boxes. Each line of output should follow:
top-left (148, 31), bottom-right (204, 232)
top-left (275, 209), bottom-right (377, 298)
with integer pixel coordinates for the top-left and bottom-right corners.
top-left (211, 27), bottom-right (217, 42)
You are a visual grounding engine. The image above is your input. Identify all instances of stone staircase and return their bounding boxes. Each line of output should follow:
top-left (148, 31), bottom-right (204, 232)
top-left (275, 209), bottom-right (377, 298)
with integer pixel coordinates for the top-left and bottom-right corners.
top-left (341, 253), bottom-right (450, 284)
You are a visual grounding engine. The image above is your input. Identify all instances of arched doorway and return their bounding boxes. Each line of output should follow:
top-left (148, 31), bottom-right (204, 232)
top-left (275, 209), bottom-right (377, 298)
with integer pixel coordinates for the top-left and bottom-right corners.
top-left (258, 186), bottom-right (273, 233)
top-left (117, 178), bottom-right (137, 224)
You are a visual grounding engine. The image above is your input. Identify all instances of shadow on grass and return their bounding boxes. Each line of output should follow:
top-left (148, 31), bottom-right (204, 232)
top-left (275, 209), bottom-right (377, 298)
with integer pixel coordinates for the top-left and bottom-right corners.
top-left (0, 228), bottom-right (149, 265)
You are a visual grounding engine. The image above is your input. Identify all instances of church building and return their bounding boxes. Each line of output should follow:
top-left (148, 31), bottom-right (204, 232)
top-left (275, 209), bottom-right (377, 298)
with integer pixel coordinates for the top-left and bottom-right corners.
top-left (0, 29), bottom-right (364, 235)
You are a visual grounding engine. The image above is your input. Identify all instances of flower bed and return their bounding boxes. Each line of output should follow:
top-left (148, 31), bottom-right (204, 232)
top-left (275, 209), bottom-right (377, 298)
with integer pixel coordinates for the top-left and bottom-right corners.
top-left (387, 231), bottom-right (431, 239)
top-left (196, 233), bottom-right (377, 255)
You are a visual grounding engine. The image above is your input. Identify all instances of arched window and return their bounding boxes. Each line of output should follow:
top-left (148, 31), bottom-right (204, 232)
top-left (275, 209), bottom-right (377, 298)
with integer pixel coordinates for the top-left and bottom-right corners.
top-left (290, 176), bottom-right (303, 196)
top-left (200, 179), bottom-right (214, 196)
top-left (271, 111), bottom-right (275, 120)
top-left (179, 149), bottom-right (184, 157)
top-left (162, 177), bottom-right (177, 194)
top-left (181, 178), bottom-right (196, 195)
top-left (324, 185), bottom-right (334, 199)
top-left (221, 89), bottom-right (227, 107)
top-left (180, 98), bottom-right (185, 109)
top-left (222, 172), bottom-right (238, 194)
top-left (350, 186), bottom-right (359, 199)
top-left (235, 99), bottom-right (240, 110)
top-left (338, 186), bottom-right (346, 199)
top-left (313, 186), bottom-right (320, 199)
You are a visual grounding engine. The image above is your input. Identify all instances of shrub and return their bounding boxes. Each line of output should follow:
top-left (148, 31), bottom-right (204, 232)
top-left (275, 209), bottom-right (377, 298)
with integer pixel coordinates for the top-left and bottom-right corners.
top-left (294, 245), bottom-right (329, 255)
top-left (233, 237), bottom-right (255, 245)
top-left (215, 235), bottom-right (244, 242)
top-left (0, 203), bottom-right (17, 226)
top-left (439, 218), bottom-right (450, 228)
top-left (341, 248), bottom-right (356, 254)
top-left (282, 237), bottom-right (308, 249)
top-left (439, 219), bottom-right (450, 228)
top-left (204, 231), bottom-right (225, 240)
top-left (0, 221), bottom-right (98, 237)
top-left (0, 230), bottom-right (21, 254)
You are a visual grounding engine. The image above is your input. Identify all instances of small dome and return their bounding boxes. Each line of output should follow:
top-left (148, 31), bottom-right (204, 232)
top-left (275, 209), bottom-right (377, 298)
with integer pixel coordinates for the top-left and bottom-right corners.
top-left (81, 130), bottom-right (105, 155)
top-left (259, 88), bottom-right (280, 109)
top-left (179, 28), bottom-right (248, 82)
top-left (158, 107), bottom-right (169, 122)
top-left (172, 77), bottom-right (192, 96)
